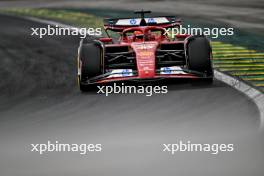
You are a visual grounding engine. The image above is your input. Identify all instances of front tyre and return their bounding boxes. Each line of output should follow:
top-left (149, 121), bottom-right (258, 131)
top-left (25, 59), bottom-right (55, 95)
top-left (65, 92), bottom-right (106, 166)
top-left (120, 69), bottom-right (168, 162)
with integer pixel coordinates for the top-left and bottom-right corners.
top-left (187, 36), bottom-right (213, 84)
top-left (78, 42), bottom-right (103, 91)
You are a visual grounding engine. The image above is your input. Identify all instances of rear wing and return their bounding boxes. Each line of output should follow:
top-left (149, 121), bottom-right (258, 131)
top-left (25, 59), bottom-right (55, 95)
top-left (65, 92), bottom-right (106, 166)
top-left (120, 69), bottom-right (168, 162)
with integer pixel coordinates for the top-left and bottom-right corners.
top-left (104, 16), bottom-right (181, 32)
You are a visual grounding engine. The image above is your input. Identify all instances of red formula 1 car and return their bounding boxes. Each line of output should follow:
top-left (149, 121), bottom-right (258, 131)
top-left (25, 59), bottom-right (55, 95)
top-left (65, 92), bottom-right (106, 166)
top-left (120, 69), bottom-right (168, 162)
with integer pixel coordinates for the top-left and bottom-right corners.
top-left (77, 11), bottom-right (213, 91)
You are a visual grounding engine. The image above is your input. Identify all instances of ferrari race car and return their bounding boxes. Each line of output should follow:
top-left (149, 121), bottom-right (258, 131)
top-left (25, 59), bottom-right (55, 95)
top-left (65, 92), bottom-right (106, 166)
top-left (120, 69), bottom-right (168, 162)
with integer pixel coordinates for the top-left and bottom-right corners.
top-left (77, 11), bottom-right (213, 91)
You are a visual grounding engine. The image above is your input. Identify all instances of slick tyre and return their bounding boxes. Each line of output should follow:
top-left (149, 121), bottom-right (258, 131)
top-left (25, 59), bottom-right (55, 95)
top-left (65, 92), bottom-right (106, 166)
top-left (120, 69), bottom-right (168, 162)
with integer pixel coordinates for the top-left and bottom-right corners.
top-left (187, 36), bottom-right (213, 84)
top-left (79, 42), bottom-right (103, 91)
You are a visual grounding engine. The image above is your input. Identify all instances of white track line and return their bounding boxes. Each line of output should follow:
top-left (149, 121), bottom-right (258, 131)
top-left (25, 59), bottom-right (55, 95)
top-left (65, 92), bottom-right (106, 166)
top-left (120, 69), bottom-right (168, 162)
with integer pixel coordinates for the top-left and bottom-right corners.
top-left (214, 71), bottom-right (264, 130)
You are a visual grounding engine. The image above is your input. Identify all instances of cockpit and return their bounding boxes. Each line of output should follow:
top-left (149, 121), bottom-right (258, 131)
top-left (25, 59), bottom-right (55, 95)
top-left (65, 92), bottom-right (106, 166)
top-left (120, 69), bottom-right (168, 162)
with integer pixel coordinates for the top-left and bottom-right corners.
top-left (121, 27), bottom-right (168, 43)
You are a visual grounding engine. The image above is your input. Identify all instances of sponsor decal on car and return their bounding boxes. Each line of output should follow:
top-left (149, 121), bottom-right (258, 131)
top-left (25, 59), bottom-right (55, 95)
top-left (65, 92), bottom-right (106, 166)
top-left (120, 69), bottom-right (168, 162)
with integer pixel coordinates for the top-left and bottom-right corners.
top-left (133, 42), bottom-right (157, 50)
top-left (116, 17), bottom-right (169, 26)
top-left (138, 51), bottom-right (153, 57)
top-left (129, 18), bottom-right (137, 25)
top-left (108, 69), bottom-right (133, 78)
top-left (160, 66), bottom-right (187, 74)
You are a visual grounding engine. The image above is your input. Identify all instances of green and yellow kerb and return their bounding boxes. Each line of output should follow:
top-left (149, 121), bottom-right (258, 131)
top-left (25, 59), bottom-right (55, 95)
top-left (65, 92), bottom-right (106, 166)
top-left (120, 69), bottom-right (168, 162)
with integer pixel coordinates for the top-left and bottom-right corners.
top-left (212, 41), bottom-right (264, 91)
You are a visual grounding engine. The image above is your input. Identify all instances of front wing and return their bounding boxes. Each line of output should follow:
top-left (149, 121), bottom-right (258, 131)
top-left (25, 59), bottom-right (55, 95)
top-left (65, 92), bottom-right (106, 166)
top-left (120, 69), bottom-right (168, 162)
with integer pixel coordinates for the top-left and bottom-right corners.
top-left (81, 66), bottom-right (212, 85)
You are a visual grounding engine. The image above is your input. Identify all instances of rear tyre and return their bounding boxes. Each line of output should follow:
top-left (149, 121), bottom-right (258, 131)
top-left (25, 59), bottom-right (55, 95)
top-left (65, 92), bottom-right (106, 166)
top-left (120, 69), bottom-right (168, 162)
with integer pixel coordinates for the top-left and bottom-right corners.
top-left (187, 36), bottom-right (213, 84)
top-left (79, 42), bottom-right (103, 91)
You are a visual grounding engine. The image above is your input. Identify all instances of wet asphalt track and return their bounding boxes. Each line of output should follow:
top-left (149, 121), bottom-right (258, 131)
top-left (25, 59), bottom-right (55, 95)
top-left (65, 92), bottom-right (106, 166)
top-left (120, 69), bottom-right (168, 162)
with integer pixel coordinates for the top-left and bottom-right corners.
top-left (0, 14), bottom-right (264, 176)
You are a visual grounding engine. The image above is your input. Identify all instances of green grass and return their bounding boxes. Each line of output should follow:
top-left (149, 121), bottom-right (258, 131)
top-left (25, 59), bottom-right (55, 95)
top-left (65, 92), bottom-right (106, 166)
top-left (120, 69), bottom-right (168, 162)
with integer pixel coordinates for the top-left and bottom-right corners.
top-left (1, 8), bottom-right (104, 29)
